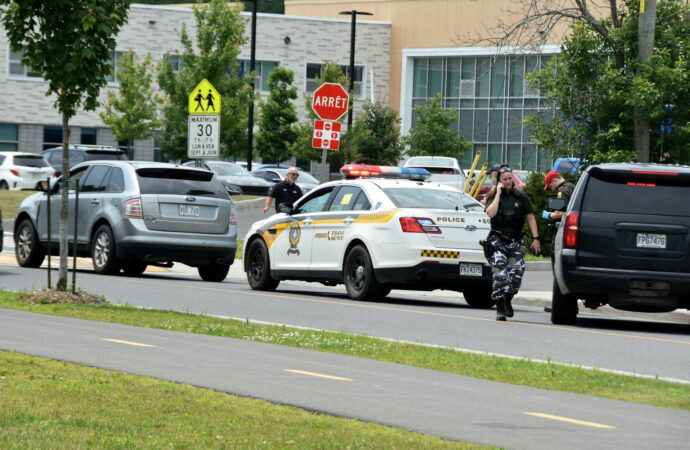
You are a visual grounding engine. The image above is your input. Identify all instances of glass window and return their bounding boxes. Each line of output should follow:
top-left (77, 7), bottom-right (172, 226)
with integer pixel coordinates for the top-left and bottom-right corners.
top-left (475, 58), bottom-right (491, 97)
top-left (521, 145), bottom-right (536, 170)
top-left (0, 124), bottom-right (18, 151)
top-left (305, 63), bottom-right (364, 98)
top-left (14, 155), bottom-right (49, 168)
top-left (490, 57), bottom-right (506, 98)
top-left (352, 191), bottom-right (371, 211)
top-left (428, 59), bottom-right (443, 97)
top-left (507, 144), bottom-right (522, 168)
top-left (238, 60), bottom-right (280, 92)
top-left (489, 110), bottom-right (504, 141)
top-left (106, 50), bottom-right (128, 83)
top-left (80, 165), bottom-right (111, 192)
top-left (461, 58), bottom-right (475, 80)
top-left (107, 167), bottom-right (125, 193)
top-left (329, 186), bottom-right (363, 212)
top-left (458, 110), bottom-right (473, 140)
top-left (473, 109), bottom-right (488, 142)
top-left (43, 126), bottom-right (62, 150)
top-left (445, 58), bottom-right (460, 98)
top-left (296, 187), bottom-right (334, 214)
top-left (81, 128), bottom-right (97, 145)
top-left (507, 110), bottom-right (523, 142)
top-left (413, 58), bottom-right (428, 98)
top-left (163, 53), bottom-right (184, 73)
top-left (384, 187), bottom-right (483, 211)
top-left (136, 168), bottom-right (227, 198)
top-left (67, 167), bottom-right (89, 191)
top-left (8, 46), bottom-right (41, 78)
top-left (509, 57), bottom-right (525, 97)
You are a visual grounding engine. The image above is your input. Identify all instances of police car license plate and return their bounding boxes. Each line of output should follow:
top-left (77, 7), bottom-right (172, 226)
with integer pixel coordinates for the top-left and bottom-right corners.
top-left (459, 263), bottom-right (482, 276)
top-left (179, 205), bottom-right (199, 217)
top-left (636, 233), bottom-right (666, 249)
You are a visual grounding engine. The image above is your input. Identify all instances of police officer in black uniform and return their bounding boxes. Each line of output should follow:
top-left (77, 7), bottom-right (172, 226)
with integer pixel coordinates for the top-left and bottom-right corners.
top-left (543, 170), bottom-right (575, 221)
top-left (262, 167), bottom-right (303, 213)
top-left (485, 166), bottom-right (541, 321)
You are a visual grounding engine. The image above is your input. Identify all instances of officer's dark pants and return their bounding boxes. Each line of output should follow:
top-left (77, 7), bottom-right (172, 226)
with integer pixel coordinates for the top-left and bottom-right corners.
top-left (488, 232), bottom-right (526, 302)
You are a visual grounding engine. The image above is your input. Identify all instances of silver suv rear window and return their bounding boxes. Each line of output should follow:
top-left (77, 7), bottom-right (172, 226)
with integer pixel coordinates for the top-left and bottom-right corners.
top-left (136, 168), bottom-right (229, 199)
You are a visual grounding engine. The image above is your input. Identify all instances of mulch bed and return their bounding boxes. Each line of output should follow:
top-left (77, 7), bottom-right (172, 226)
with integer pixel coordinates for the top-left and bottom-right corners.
top-left (17, 289), bottom-right (107, 305)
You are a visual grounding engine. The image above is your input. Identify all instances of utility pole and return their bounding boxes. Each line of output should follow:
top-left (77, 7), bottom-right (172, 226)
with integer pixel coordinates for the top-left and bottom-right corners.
top-left (246, 0), bottom-right (258, 172)
top-left (634, 0), bottom-right (657, 163)
top-left (339, 10), bottom-right (372, 132)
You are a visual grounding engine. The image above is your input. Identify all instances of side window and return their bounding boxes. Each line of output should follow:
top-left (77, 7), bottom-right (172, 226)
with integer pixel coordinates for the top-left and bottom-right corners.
top-left (70, 151), bottom-right (85, 165)
top-left (67, 166), bottom-right (89, 191)
top-left (296, 187), bottom-right (334, 214)
top-left (254, 171), bottom-right (274, 182)
top-left (352, 191), bottom-right (372, 211)
top-left (0, 155), bottom-right (5, 165)
top-left (80, 165), bottom-right (111, 192)
top-left (329, 186), bottom-right (364, 212)
top-left (106, 167), bottom-right (125, 193)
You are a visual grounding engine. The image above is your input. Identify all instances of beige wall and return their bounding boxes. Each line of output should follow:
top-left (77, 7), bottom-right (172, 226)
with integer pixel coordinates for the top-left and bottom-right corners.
top-left (287, 0), bottom-right (569, 112)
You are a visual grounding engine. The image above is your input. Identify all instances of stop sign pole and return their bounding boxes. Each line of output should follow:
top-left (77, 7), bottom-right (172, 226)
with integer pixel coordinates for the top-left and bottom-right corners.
top-left (312, 83), bottom-right (349, 174)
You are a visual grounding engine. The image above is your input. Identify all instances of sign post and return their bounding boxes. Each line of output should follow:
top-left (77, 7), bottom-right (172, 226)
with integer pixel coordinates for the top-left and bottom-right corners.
top-left (188, 79), bottom-right (221, 160)
top-left (311, 83), bottom-right (349, 175)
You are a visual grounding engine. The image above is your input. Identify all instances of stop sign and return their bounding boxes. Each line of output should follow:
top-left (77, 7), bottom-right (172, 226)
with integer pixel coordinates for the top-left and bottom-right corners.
top-left (311, 83), bottom-right (349, 121)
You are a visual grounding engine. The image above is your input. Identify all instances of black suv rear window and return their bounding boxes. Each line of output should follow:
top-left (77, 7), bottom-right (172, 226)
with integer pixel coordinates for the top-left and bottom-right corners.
top-left (15, 156), bottom-right (50, 168)
top-left (582, 172), bottom-right (690, 216)
top-left (136, 168), bottom-right (228, 199)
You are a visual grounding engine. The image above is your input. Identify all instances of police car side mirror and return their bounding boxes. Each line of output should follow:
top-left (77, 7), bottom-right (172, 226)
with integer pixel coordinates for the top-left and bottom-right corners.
top-left (548, 197), bottom-right (567, 212)
top-left (278, 203), bottom-right (294, 214)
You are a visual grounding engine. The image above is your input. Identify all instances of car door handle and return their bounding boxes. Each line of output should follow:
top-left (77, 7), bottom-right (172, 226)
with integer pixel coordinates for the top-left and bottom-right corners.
top-left (91, 199), bottom-right (100, 205)
top-left (302, 218), bottom-right (313, 225)
top-left (343, 217), bottom-right (354, 224)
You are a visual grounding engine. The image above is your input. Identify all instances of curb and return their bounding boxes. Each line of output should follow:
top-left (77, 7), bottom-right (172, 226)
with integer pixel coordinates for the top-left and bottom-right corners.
top-left (233, 197), bottom-right (265, 211)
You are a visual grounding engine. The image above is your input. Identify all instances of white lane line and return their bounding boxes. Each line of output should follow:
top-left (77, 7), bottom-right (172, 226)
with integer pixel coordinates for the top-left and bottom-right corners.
top-left (102, 338), bottom-right (156, 348)
top-left (523, 412), bottom-right (616, 429)
top-left (283, 369), bottom-right (352, 381)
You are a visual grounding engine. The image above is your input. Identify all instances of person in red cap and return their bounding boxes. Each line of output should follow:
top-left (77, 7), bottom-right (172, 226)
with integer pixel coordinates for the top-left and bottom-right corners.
top-left (543, 171), bottom-right (575, 221)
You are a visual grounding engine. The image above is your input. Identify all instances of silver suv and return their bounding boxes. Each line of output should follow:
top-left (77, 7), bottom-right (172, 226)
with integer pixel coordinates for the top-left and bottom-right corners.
top-left (14, 161), bottom-right (237, 281)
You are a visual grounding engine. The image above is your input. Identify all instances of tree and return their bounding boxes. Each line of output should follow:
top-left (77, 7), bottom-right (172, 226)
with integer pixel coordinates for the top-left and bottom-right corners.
top-left (100, 50), bottom-right (162, 157)
top-left (255, 67), bottom-right (298, 164)
top-left (157, 0), bottom-right (251, 162)
top-left (346, 102), bottom-right (404, 166)
top-left (469, 0), bottom-right (690, 164)
top-left (403, 94), bottom-right (472, 160)
top-left (0, 0), bottom-right (131, 290)
top-left (525, 1), bottom-right (690, 164)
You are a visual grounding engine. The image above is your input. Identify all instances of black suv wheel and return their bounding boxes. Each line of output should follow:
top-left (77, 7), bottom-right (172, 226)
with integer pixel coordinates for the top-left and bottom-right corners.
top-left (550, 279), bottom-right (578, 325)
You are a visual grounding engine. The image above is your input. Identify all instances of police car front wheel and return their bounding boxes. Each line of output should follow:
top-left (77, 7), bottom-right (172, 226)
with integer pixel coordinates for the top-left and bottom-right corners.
top-left (343, 245), bottom-right (390, 301)
top-left (246, 238), bottom-right (280, 291)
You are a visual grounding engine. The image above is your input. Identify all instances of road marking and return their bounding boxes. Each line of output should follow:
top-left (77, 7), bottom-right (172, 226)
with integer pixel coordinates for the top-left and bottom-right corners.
top-left (283, 369), bottom-right (352, 381)
top-left (121, 278), bottom-right (690, 347)
top-left (102, 338), bottom-right (155, 348)
top-left (523, 412), bottom-right (616, 429)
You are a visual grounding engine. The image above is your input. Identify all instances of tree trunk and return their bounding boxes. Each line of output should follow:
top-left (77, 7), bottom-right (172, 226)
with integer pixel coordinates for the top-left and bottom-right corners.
top-left (57, 112), bottom-right (71, 290)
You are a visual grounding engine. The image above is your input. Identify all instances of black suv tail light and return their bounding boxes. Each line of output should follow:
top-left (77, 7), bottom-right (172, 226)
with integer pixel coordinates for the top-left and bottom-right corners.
top-left (563, 212), bottom-right (580, 249)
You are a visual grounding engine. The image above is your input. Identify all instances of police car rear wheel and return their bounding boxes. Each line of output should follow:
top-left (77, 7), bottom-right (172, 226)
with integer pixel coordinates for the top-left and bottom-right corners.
top-left (462, 285), bottom-right (494, 309)
top-left (246, 239), bottom-right (280, 291)
top-left (343, 245), bottom-right (388, 301)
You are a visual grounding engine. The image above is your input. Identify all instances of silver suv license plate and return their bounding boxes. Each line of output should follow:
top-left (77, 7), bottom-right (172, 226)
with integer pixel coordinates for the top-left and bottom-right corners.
top-left (459, 263), bottom-right (482, 276)
top-left (636, 233), bottom-right (666, 249)
top-left (179, 204), bottom-right (199, 217)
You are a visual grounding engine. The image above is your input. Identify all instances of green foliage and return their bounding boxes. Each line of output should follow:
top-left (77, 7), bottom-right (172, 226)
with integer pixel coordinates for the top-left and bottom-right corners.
top-left (0, 0), bottom-right (131, 118)
top-left (100, 51), bottom-right (162, 147)
top-left (255, 67), bottom-right (298, 164)
top-left (157, 0), bottom-right (251, 162)
top-left (404, 94), bottom-right (472, 159)
top-left (344, 103), bottom-right (404, 166)
top-left (527, 1), bottom-right (690, 164)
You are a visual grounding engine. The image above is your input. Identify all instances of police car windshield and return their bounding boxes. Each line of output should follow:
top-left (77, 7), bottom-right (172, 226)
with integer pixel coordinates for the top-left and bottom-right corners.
top-left (383, 188), bottom-right (483, 211)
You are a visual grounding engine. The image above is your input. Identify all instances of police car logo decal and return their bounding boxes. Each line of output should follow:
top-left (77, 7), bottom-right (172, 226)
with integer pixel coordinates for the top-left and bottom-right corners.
top-left (287, 221), bottom-right (301, 255)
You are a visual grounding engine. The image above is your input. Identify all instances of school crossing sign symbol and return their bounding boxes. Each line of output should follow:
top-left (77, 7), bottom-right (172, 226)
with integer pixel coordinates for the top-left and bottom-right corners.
top-left (187, 79), bottom-right (221, 158)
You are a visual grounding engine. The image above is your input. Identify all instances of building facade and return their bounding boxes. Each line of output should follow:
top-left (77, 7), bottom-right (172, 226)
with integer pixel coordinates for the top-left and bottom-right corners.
top-left (0, 4), bottom-right (391, 163)
top-left (286, 0), bottom-right (571, 171)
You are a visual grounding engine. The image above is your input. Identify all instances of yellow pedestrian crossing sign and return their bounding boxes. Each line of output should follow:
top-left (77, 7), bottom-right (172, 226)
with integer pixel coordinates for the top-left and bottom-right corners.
top-left (188, 79), bottom-right (221, 114)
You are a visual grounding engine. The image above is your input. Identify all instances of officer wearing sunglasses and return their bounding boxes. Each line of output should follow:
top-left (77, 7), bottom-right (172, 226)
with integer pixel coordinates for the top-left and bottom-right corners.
top-left (262, 167), bottom-right (303, 213)
top-left (483, 164), bottom-right (541, 321)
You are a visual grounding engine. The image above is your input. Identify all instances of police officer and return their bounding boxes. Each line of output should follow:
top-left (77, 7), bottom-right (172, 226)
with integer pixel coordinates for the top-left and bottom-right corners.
top-left (485, 166), bottom-right (541, 321)
top-left (262, 167), bottom-right (303, 213)
top-left (543, 170), bottom-right (575, 221)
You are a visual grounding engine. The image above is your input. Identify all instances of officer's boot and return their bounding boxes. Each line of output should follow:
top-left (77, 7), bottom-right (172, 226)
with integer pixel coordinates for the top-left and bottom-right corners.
top-left (495, 299), bottom-right (507, 321)
top-left (505, 293), bottom-right (514, 318)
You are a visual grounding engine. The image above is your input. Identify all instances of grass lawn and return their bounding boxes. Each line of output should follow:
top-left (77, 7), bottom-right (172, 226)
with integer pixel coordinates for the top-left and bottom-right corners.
top-left (1, 291), bottom-right (688, 413)
top-left (0, 351), bottom-right (477, 449)
top-left (0, 190), bottom-right (37, 220)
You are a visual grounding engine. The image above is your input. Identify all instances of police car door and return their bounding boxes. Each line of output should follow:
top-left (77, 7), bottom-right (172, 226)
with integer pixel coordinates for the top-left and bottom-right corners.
top-left (310, 185), bottom-right (369, 276)
top-left (270, 186), bottom-right (334, 273)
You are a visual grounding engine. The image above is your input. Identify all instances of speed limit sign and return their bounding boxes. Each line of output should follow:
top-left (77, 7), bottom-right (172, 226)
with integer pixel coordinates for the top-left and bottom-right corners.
top-left (188, 114), bottom-right (220, 158)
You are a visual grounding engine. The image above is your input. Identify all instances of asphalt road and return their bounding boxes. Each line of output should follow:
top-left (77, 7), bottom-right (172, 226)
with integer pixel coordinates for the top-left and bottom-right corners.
top-left (2, 308), bottom-right (689, 449)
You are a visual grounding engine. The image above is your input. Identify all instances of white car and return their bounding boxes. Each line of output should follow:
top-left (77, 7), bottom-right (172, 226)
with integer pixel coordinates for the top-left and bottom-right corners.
top-left (243, 164), bottom-right (494, 307)
top-left (0, 152), bottom-right (56, 190)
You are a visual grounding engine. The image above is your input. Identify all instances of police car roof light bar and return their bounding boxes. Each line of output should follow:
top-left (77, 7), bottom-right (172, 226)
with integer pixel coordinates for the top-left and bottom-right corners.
top-left (340, 164), bottom-right (430, 181)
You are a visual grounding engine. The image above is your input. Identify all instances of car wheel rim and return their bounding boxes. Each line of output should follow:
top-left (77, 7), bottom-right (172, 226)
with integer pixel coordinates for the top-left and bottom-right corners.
top-left (348, 255), bottom-right (366, 292)
top-left (250, 249), bottom-right (265, 281)
top-left (94, 232), bottom-right (110, 268)
top-left (17, 226), bottom-right (32, 261)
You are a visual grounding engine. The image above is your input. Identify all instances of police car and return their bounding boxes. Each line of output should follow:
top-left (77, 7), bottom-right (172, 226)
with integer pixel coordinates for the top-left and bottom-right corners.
top-left (243, 164), bottom-right (494, 307)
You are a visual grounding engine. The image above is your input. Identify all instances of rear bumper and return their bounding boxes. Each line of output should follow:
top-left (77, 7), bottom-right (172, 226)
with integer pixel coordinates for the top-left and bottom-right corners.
top-left (375, 261), bottom-right (491, 290)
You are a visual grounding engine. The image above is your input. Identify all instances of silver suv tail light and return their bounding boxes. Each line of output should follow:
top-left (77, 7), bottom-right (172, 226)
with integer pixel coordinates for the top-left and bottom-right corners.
top-left (123, 198), bottom-right (143, 219)
top-left (230, 204), bottom-right (237, 225)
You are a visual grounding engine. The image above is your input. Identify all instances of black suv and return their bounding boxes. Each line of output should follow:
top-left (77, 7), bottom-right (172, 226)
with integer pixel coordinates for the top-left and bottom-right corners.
top-left (42, 145), bottom-right (127, 177)
top-left (551, 163), bottom-right (690, 325)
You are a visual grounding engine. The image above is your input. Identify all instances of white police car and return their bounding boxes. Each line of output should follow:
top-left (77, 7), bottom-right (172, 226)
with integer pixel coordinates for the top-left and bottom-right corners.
top-left (243, 164), bottom-right (494, 307)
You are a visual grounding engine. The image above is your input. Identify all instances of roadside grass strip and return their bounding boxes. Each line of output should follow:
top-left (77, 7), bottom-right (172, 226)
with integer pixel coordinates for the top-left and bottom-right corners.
top-left (0, 352), bottom-right (477, 449)
top-left (1, 291), bottom-right (689, 412)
